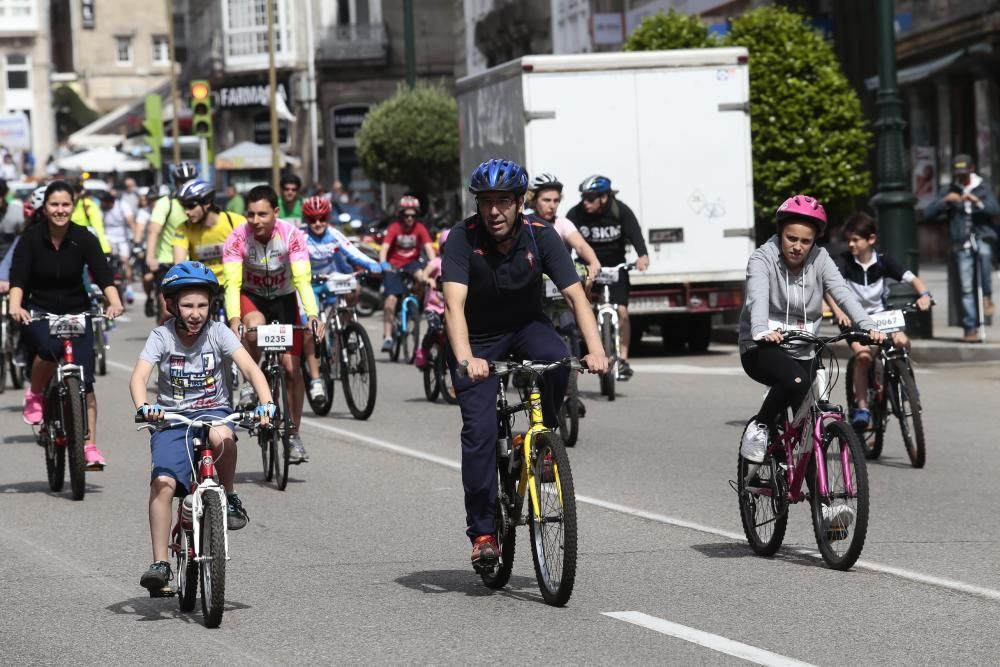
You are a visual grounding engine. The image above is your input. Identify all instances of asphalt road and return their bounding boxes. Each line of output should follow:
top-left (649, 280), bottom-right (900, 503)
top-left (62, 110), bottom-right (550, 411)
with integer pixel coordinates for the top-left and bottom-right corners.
top-left (2, 307), bottom-right (999, 665)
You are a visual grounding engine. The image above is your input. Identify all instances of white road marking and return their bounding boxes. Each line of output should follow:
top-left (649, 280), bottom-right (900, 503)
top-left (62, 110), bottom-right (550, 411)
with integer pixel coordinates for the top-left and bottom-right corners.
top-left (603, 611), bottom-right (817, 667)
top-left (104, 362), bottom-right (1000, 604)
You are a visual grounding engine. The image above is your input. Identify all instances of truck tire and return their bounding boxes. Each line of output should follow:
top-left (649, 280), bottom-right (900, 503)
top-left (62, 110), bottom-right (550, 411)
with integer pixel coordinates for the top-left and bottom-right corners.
top-left (660, 317), bottom-right (686, 354)
top-left (686, 314), bottom-right (712, 354)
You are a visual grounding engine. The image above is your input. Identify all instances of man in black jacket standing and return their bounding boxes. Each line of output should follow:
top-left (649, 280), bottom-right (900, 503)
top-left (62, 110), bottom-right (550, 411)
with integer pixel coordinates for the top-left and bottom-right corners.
top-left (567, 175), bottom-right (649, 379)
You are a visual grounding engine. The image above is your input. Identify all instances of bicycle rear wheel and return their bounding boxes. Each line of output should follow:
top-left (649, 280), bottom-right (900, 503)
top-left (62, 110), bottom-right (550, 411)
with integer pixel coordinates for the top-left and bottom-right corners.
top-left (846, 356), bottom-right (884, 460)
top-left (0, 348), bottom-right (6, 393)
top-left (736, 424), bottom-right (788, 556)
top-left (600, 316), bottom-right (616, 402)
top-left (199, 491), bottom-right (227, 628)
top-left (63, 377), bottom-right (87, 501)
top-left (889, 359), bottom-right (925, 468)
top-left (405, 302), bottom-right (421, 364)
top-left (480, 460), bottom-right (517, 590)
top-left (528, 431), bottom-right (577, 606)
top-left (341, 322), bottom-right (377, 420)
top-left (810, 420), bottom-right (869, 570)
top-left (175, 523), bottom-right (198, 612)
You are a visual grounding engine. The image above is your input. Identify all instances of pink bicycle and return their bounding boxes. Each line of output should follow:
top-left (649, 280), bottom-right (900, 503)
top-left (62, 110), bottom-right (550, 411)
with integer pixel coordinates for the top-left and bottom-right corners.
top-left (734, 330), bottom-right (872, 570)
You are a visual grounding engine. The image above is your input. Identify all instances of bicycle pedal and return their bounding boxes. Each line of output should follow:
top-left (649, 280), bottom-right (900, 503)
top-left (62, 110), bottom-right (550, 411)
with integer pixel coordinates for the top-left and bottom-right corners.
top-left (148, 586), bottom-right (174, 598)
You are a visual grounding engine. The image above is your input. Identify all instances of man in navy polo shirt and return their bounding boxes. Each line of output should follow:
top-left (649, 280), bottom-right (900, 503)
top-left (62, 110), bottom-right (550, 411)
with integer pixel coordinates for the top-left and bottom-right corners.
top-left (442, 158), bottom-right (609, 571)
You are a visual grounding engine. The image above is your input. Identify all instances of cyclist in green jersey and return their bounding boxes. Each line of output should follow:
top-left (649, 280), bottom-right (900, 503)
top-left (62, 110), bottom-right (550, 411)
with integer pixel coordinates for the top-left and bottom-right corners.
top-left (145, 162), bottom-right (198, 320)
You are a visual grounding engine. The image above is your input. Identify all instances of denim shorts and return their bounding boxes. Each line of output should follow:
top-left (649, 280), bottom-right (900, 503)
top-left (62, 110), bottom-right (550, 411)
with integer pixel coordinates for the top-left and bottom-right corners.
top-left (149, 408), bottom-right (235, 494)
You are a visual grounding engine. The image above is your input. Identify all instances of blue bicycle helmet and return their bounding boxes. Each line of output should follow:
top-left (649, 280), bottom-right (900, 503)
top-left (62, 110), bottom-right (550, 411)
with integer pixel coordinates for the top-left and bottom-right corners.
top-left (579, 174), bottom-right (612, 195)
top-left (178, 179), bottom-right (216, 206)
top-left (468, 159), bottom-right (529, 195)
top-left (161, 261), bottom-right (220, 298)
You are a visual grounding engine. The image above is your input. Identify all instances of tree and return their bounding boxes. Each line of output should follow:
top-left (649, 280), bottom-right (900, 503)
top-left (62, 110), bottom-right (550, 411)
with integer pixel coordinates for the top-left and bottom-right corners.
top-left (53, 86), bottom-right (99, 141)
top-left (624, 9), bottom-right (716, 51)
top-left (722, 6), bottom-right (871, 229)
top-left (356, 83), bottom-right (460, 194)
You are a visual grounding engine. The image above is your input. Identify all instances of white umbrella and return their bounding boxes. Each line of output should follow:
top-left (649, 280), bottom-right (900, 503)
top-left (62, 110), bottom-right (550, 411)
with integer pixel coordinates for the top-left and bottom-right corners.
top-left (56, 146), bottom-right (150, 173)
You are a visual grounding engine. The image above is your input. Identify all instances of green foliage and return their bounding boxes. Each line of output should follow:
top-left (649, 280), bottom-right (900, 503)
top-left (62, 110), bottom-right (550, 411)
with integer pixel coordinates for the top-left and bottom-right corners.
top-left (53, 86), bottom-right (100, 140)
top-left (624, 9), bottom-right (716, 51)
top-left (356, 83), bottom-right (460, 193)
top-left (722, 6), bottom-right (871, 224)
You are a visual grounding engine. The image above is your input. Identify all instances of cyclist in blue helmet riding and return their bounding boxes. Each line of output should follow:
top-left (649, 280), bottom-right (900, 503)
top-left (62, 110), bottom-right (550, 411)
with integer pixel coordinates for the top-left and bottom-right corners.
top-left (129, 261), bottom-right (275, 593)
top-left (567, 174), bottom-right (649, 381)
top-left (442, 158), bottom-right (609, 571)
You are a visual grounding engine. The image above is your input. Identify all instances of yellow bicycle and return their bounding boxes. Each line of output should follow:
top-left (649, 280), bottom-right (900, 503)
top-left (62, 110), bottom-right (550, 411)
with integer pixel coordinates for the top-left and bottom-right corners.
top-left (466, 357), bottom-right (581, 606)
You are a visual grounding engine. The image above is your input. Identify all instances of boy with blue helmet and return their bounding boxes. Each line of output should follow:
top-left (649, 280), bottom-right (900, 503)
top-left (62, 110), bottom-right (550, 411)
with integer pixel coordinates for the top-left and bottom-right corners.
top-left (130, 261), bottom-right (275, 593)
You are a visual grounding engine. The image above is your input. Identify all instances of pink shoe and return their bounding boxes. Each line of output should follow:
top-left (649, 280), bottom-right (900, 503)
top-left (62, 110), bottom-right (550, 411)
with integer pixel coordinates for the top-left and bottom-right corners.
top-left (22, 388), bottom-right (43, 425)
top-left (84, 442), bottom-right (107, 470)
top-left (414, 347), bottom-right (428, 369)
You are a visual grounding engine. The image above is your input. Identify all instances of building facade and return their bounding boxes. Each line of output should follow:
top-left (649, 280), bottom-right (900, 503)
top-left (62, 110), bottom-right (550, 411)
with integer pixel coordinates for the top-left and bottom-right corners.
top-left (184, 0), bottom-right (455, 198)
top-left (0, 0), bottom-right (55, 175)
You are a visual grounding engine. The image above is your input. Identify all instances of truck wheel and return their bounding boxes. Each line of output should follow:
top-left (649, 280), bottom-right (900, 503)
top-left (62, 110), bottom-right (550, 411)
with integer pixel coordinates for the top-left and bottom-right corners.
top-left (629, 323), bottom-right (645, 355)
top-left (686, 314), bottom-right (712, 354)
top-left (660, 318), bottom-right (686, 355)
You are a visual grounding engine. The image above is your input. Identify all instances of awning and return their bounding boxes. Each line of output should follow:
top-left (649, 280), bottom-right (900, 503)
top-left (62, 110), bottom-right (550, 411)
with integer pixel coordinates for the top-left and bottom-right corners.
top-left (214, 141), bottom-right (301, 170)
top-left (865, 42), bottom-right (993, 90)
top-left (56, 146), bottom-right (150, 173)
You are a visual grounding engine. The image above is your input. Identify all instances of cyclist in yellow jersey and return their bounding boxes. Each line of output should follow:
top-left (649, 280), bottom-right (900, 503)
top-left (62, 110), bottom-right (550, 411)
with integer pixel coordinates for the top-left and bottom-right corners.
top-left (144, 162), bottom-right (198, 320)
top-left (173, 180), bottom-right (244, 285)
top-left (71, 181), bottom-right (111, 254)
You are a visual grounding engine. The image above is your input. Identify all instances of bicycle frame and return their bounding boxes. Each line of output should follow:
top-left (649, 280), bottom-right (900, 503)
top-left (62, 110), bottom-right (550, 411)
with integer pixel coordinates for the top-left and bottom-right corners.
top-left (38, 314), bottom-right (92, 444)
top-left (174, 431), bottom-right (230, 565)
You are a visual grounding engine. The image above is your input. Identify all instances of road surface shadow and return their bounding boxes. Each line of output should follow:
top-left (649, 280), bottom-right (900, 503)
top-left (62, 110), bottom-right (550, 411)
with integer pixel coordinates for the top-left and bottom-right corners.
top-left (690, 541), bottom-right (825, 569)
top-left (395, 569), bottom-right (545, 604)
top-left (3, 433), bottom-right (37, 444)
top-left (0, 480), bottom-right (103, 495)
top-left (106, 595), bottom-right (251, 623)
top-left (233, 471), bottom-right (306, 487)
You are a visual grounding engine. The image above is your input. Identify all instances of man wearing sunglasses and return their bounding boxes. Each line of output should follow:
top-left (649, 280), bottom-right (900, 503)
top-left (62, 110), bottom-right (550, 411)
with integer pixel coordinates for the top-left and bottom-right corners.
top-left (379, 195), bottom-right (436, 352)
top-left (173, 180), bottom-right (244, 286)
top-left (566, 175), bottom-right (649, 381)
top-left (278, 173), bottom-right (303, 226)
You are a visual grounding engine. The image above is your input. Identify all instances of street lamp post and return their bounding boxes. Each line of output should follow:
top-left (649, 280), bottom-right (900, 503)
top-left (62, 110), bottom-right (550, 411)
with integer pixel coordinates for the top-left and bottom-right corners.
top-left (870, 0), bottom-right (930, 336)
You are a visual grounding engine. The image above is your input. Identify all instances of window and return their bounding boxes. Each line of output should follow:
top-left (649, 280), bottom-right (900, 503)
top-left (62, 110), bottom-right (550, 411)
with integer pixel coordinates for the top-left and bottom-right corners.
top-left (115, 36), bottom-right (133, 65)
top-left (5, 53), bottom-right (28, 90)
top-left (0, 0), bottom-right (37, 31)
top-left (152, 35), bottom-right (170, 65)
top-left (224, 0), bottom-right (293, 61)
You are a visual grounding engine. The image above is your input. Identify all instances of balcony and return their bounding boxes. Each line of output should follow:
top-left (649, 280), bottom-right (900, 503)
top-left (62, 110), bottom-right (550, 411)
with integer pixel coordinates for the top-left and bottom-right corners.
top-left (316, 22), bottom-right (388, 64)
top-left (0, 0), bottom-right (39, 35)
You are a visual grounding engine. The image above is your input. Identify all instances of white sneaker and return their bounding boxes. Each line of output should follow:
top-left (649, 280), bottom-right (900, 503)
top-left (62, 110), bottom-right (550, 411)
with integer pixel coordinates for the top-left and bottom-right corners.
top-left (308, 379), bottom-right (327, 402)
top-left (740, 420), bottom-right (769, 463)
top-left (821, 504), bottom-right (855, 541)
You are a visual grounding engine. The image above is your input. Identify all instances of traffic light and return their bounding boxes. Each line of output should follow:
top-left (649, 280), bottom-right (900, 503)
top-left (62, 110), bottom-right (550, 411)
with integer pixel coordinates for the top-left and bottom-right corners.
top-left (189, 79), bottom-right (214, 161)
top-left (143, 94), bottom-right (163, 170)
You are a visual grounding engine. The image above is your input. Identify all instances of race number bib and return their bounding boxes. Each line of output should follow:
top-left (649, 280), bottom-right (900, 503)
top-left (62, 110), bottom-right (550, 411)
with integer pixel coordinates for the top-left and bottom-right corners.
top-left (870, 309), bottom-right (906, 333)
top-left (194, 243), bottom-right (224, 261)
top-left (49, 314), bottom-right (88, 337)
top-left (768, 318), bottom-right (821, 335)
top-left (595, 267), bottom-right (620, 285)
top-left (325, 273), bottom-right (358, 295)
top-left (256, 324), bottom-right (294, 349)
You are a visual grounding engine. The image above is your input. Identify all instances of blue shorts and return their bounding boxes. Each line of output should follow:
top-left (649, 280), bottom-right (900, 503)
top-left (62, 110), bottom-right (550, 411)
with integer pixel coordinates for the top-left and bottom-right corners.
top-left (382, 261), bottom-right (424, 296)
top-left (149, 408), bottom-right (235, 494)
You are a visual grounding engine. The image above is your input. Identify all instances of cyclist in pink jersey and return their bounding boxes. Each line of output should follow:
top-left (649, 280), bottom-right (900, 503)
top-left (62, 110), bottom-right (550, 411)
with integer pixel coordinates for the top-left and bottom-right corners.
top-left (222, 185), bottom-right (323, 463)
top-left (526, 173), bottom-right (601, 285)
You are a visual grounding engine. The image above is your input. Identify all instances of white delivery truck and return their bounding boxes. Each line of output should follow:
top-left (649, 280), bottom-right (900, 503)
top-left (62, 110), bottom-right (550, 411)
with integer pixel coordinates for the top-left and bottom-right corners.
top-left (456, 48), bottom-right (754, 352)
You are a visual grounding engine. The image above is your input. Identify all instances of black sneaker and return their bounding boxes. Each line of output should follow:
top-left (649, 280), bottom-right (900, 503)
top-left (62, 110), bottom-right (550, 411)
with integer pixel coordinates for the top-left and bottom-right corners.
top-left (617, 359), bottom-right (634, 381)
top-left (140, 560), bottom-right (172, 590)
top-left (227, 492), bottom-right (249, 531)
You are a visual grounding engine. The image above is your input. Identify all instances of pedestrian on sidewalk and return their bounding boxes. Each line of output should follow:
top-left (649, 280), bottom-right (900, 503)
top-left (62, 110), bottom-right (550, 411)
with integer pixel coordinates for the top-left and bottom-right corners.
top-left (924, 154), bottom-right (1000, 342)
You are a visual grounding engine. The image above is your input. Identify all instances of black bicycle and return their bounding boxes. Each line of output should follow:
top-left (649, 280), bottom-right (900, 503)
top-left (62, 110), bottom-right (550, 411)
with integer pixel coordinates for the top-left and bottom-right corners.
top-left (246, 323), bottom-right (301, 490)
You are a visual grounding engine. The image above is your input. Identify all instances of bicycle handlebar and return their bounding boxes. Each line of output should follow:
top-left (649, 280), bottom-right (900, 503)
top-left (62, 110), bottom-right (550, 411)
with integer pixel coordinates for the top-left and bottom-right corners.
top-left (457, 356), bottom-right (583, 378)
top-left (30, 312), bottom-right (105, 322)
top-left (134, 411), bottom-right (252, 426)
top-left (778, 329), bottom-right (874, 349)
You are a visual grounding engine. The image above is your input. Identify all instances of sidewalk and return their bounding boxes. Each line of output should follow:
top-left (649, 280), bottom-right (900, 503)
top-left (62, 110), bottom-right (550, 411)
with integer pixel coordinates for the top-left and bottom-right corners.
top-left (712, 263), bottom-right (1000, 364)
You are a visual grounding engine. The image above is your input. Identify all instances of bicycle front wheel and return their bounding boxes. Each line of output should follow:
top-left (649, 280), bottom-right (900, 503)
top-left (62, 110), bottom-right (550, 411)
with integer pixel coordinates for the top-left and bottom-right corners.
top-left (341, 322), bottom-right (377, 420)
top-left (405, 302), bottom-right (421, 364)
top-left (93, 320), bottom-right (107, 376)
top-left (422, 340), bottom-right (440, 402)
top-left (810, 420), bottom-right (869, 570)
top-left (272, 370), bottom-right (292, 490)
top-left (63, 377), bottom-right (87, 501)
top-left (558, 370), bottom-right (580, 447)
top-left (437, 352), bottom-right (458, 405)
top-left (528, 431), bottom-right (577, 606)
top-left (199, 491), bottom-right (227, 628)
top-left (600, 315), bottom-right (616, 402)
top-left (846, 356), bottom-right (883, 460)
top-left (42, 423), bottom-right (65, 492)
top-left (889, 359), bottom-right (925, 468)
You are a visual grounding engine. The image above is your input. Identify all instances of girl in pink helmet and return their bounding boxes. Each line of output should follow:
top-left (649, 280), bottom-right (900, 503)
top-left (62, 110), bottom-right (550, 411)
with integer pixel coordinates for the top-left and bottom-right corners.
top-left (736, 195), bottom-right (885, 466)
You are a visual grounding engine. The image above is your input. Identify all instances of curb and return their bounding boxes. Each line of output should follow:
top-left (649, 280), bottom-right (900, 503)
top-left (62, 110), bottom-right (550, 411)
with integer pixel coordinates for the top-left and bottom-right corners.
top-left (710, 326), bottom-right (1000, 365)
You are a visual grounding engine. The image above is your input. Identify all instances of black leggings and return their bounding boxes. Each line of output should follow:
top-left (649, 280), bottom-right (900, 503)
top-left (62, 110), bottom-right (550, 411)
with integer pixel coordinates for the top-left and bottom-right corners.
top-left (741, 346), bottom-right (818, 426)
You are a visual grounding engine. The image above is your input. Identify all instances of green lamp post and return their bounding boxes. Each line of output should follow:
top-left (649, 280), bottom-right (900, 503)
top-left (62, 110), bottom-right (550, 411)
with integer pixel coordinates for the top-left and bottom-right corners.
top-left (870, 0), bottom-right (930, 336)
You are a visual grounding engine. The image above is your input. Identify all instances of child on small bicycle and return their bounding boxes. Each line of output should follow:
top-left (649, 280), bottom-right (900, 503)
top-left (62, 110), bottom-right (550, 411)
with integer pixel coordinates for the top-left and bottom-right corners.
top-left (129, 261), bottom-right (275, 593)
top-left (414, 228), bottom-right (448, 369)
top-left (824, 212), bottom-right (932, 431)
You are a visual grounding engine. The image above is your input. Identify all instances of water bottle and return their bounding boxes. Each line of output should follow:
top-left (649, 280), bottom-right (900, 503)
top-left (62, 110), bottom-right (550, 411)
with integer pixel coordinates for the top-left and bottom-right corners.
top-left (497, 436), bottom-right (511, 459)
top-left (181, 494), bottom-right (194, 529)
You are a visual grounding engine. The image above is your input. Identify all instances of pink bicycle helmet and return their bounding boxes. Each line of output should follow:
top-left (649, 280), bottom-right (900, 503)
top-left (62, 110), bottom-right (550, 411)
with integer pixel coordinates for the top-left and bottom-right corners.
top-left (775, 195), bottom-right (827, 234)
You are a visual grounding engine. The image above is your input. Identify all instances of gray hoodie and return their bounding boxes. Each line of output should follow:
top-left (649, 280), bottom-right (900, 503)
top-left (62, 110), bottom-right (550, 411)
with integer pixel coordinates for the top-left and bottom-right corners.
top-left (738, 235), bottom-right (876, 359)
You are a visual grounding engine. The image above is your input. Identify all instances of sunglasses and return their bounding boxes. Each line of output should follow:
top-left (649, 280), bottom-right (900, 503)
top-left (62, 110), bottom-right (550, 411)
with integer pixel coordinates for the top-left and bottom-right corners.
top-left (582, 194), bottom-right (602, 203)
top-left (306, 216), bottom-right (327, 224)
top-left (402, 213), bottom-right (417, 219)
top-left (181, 200), bottom-right (201, 210)
top-left (477, 196), bottom-right (516, 209)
